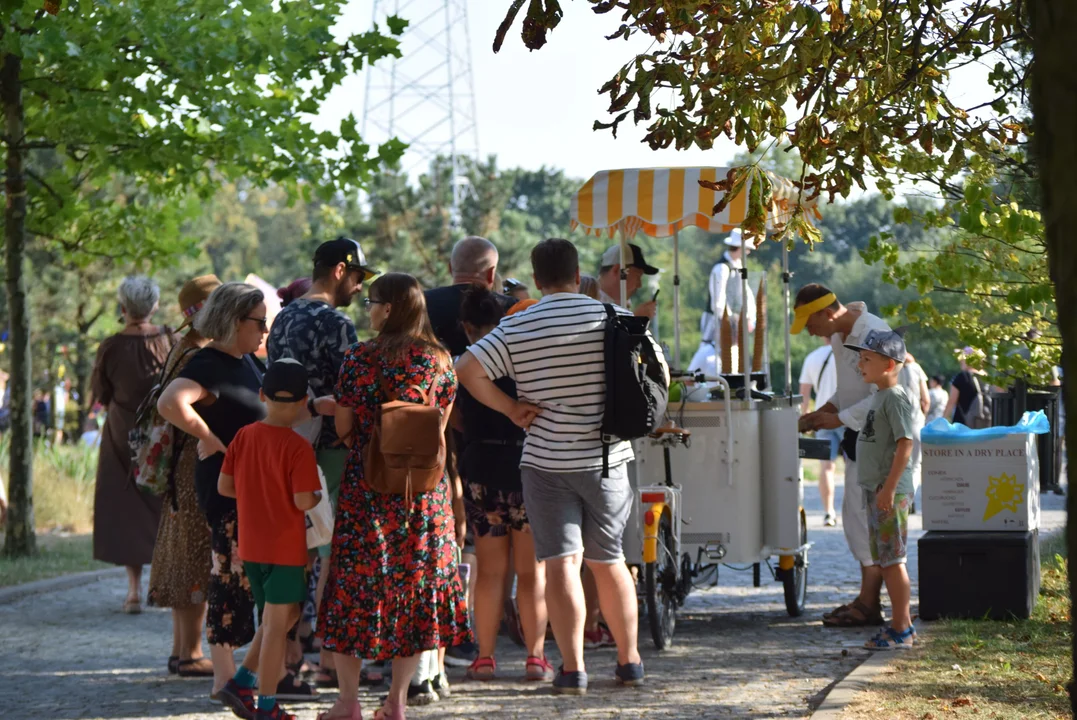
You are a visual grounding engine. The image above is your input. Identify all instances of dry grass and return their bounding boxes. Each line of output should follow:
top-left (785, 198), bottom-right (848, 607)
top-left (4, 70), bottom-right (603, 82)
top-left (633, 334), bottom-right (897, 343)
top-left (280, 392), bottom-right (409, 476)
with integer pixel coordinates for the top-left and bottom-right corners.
top-left (0, 436), bottom-right (99, 532)
top-left (841, 532), bottom-right (1072, 720)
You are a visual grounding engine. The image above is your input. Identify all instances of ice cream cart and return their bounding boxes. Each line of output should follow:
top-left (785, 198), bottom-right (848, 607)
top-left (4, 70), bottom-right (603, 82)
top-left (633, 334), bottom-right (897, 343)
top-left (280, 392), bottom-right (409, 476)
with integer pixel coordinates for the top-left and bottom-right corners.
top-left (571, 167), bottom-right (821, 649)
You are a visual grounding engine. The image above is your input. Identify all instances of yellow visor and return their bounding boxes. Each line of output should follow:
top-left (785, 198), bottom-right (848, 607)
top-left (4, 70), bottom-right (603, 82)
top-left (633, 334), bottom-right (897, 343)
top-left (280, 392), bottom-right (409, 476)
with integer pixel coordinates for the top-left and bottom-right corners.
top-left (791, 293), bottom-right (837, 335)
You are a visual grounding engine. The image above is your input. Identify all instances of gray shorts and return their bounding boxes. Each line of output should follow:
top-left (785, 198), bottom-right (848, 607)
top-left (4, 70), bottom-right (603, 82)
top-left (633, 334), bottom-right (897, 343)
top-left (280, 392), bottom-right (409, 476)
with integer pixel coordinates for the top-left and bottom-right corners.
top-left (520, 463), bottom-right (632, 564)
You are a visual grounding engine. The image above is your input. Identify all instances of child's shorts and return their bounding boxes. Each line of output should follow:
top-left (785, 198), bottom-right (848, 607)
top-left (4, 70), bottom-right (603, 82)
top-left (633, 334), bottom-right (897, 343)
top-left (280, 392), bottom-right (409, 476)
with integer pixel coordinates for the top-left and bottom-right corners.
top-left (865, 489), bottom-right (911, 568)
top-left (243, 562), bottom-right (307, 612)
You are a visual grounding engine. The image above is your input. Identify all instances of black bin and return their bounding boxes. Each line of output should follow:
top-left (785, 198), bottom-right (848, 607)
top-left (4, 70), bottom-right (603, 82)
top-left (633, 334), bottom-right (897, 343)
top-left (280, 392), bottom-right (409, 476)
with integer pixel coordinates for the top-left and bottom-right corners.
top-left (918, 530), bottom-right (1040, 621)
top-left (990, 382), bottom-right (1062, 492)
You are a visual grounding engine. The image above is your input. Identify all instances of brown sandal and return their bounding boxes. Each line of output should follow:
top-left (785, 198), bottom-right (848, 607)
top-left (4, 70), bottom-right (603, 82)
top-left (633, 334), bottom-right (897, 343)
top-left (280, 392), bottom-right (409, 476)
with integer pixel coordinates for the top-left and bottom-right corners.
top-left (822, 602), bottom-right (851, 620)
top-left (822, 599), bottom-right (885, 627)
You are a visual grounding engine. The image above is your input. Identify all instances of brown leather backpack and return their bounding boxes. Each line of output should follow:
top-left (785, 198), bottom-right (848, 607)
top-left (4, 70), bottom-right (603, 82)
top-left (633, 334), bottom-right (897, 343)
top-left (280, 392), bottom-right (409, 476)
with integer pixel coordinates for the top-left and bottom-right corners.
top-left (363, 366), bottom-right (447, 502)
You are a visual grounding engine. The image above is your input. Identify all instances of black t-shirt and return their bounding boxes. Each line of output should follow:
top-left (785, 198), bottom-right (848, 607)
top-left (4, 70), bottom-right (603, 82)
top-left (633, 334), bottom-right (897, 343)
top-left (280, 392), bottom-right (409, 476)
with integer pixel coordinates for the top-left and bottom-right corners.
top-left (177, 347), bottom-right (266, 523)
top-left (951, 370), bottom-right (978, 424)
top-left (424, 284), bottom-right (515, 358)
top-left (458, 376), bottom-right (524, 491)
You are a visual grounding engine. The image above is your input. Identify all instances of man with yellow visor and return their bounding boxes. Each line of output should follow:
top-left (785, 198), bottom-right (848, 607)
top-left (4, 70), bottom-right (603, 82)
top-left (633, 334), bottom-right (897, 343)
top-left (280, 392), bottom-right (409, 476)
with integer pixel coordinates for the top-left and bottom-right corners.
top-left (793, 284), bottom-right (892, 628)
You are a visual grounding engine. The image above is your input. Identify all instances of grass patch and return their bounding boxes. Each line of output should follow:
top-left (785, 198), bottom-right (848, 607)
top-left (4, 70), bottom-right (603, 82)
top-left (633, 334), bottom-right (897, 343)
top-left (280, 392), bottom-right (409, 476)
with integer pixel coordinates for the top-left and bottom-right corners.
top-left (840, 531), bottom-right (1072, 719)
top-left (0, 533), bottom-right (106, 587)
top-left (1, 436), bottom-right (98, 532)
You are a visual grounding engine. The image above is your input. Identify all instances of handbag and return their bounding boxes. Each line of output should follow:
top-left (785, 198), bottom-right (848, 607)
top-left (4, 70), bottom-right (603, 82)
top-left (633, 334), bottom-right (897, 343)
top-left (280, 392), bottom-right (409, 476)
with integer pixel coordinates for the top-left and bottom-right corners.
top-left (305, 464), bottom-right (334, 549)
top-left (363, 362), bottom-right (447, 503)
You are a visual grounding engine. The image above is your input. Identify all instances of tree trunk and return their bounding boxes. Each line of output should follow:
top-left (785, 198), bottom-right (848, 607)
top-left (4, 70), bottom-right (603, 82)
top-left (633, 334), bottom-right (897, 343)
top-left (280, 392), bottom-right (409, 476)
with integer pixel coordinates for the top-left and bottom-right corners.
top-left (1027, 0), bottom-right (1077, 712)
top-left (75, 298), bottom-right (89, 436)
top-left (2, 52), bottom-right (34, 557)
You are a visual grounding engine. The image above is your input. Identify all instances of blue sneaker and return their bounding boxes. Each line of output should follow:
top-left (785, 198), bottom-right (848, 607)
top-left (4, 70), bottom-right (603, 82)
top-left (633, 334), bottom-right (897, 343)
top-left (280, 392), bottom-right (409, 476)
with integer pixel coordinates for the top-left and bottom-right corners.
top-left (865, 625), bottom-right (916, 650)
top-left (615, 662), bottom-right (645, 687)
top-left (552, 669), bottom-right (588, 695)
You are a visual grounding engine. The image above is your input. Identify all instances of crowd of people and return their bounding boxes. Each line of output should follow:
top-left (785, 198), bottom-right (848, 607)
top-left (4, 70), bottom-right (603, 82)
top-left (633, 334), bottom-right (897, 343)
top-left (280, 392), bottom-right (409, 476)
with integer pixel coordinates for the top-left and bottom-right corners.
top-left (84, 235), bottom-right (662, 720)
top-left (75, 229), bottom-right (1064, 720)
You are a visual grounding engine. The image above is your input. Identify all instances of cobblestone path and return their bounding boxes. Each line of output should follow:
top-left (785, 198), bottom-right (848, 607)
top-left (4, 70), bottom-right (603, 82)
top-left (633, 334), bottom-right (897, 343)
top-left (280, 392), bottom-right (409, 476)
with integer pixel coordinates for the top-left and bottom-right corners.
top-left (1, 482), bottom-right (1065, 720)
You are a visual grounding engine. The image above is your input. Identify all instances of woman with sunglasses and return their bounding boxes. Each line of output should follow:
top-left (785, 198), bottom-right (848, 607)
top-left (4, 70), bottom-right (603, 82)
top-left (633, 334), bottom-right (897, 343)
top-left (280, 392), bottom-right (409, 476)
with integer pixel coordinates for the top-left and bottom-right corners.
top-left (318, 273), bottom-right (470, 720)
top-left (157, 282), bottom-right (289, 702)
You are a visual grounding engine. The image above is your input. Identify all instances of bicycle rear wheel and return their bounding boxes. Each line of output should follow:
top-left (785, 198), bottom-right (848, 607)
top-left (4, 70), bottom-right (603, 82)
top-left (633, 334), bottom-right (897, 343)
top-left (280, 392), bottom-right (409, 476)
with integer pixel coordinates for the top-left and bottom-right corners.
top-left (644, 512), bottom-right (678, 649)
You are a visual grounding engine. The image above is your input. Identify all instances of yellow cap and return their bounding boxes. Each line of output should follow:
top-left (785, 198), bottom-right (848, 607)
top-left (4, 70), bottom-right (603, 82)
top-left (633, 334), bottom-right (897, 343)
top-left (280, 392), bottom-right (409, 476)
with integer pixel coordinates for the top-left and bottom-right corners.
top-left (791, 293), bottom-right (837, 335)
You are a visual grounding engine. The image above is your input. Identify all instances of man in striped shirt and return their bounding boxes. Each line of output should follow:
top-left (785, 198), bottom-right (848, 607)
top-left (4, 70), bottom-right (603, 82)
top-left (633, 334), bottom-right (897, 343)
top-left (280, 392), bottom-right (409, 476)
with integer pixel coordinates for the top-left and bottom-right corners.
top-left (457, 238), bottom-right (666, 695)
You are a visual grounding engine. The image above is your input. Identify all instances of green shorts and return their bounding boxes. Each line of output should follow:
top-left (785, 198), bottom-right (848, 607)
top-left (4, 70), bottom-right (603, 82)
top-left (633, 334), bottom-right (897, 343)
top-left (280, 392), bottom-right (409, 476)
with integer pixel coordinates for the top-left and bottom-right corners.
top-left (866, 490), bottom-right (911, 568)
top-left (316, 448), bottom-right (348, 558)
top-left (243, 562), bottom-right (307, 612)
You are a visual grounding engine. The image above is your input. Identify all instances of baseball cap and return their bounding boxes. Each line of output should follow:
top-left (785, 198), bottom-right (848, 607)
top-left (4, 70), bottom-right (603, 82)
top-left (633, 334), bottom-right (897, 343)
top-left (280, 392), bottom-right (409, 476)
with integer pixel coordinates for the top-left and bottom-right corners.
top-left (844, 329), bottom-right (907, 364)
top-left (723, 228), bottom-right (756, 250)
top-left (314, 237), bottom-right (378, 281)
top-left (262, 358), bottom-right (309, 403)
top-left (600, 243), bottom-right (659, 275)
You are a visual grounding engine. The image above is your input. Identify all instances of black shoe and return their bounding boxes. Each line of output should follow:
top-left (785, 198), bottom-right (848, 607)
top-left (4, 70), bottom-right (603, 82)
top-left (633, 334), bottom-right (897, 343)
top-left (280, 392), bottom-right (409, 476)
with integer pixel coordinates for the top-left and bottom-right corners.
top-left (553, 669), bottom-right (588, 695)
top-left (615, 662), bottom-right (645, 687)
top-left (444, 641), bottom-right (478, 668)
top-left (275, 672), bottom-right (315, 701)
top-left (432, 673), bottom-right (451, 699)
top-left (384, 679), bottom-right (439, 707)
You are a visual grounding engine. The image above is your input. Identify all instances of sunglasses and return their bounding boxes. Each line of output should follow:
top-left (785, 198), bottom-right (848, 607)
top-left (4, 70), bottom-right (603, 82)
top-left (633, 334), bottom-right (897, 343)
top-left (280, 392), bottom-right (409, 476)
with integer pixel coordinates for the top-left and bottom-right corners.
top-left (363, 298), bottom-right (387, 307)
top-left (244, 316), bottom-right (269, 331)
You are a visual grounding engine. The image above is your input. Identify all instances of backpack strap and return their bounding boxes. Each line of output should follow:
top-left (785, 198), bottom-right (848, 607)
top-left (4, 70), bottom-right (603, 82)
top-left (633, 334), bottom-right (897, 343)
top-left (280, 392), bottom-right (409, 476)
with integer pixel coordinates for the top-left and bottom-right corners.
top-left (602, 304), bottom-right (615, 478)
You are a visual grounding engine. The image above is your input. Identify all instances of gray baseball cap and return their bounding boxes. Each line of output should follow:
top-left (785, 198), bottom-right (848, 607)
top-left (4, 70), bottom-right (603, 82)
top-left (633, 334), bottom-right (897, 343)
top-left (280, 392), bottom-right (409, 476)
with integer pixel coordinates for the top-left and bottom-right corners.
top-left (844, 329), bottom-right (907, 363)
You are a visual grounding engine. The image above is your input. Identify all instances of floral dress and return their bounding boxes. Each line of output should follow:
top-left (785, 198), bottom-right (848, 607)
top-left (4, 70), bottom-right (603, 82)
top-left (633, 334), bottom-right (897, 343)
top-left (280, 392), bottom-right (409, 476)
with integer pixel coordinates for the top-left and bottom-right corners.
top-left (318, 340), bottom-right (471, 660)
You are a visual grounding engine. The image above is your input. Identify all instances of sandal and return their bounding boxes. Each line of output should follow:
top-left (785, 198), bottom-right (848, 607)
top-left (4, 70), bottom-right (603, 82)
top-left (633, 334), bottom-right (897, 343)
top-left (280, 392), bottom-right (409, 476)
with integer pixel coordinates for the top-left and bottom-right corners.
top-left (822, 599), bottom-right (885, 627)
top-left (360, 665), bottom-right (385, 687)
top-left (821, 602), bottom-right (851, 620)
top-left (167, 656), bottom-right (180, 675)
top-left (122, 598), bottom-right (142, 615)
top-left (373, 701), bottom-right (405, 720)
top-left (526, 655), bottom-right (555, 682)
top-left (316, 704), bottom-right (364, 720)
top-left (177, 657), bottom-right (215, 677)
top-left (466, 656), bottom-right (497, 681)
top-left (311, 667), bottom-right (340, 689)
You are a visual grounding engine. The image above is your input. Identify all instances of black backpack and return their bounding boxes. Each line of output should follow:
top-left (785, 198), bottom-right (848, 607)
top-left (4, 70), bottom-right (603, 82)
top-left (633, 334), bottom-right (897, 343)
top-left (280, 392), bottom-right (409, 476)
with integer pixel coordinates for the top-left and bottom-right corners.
top-left (600, 304), bottom-right (669, 476)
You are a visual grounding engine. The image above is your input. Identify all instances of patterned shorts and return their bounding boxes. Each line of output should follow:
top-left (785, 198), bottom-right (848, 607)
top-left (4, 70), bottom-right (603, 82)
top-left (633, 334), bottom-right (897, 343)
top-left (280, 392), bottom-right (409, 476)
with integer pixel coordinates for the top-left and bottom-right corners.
top-left (866, 490), bottom-right (911, 568)
top-left (464, 482), bottom-right (530, 539)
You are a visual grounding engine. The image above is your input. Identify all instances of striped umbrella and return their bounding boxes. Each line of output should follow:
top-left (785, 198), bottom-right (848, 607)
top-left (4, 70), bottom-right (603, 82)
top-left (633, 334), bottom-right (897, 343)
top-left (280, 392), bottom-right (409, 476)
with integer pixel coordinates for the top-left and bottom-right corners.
top-left (569, 166), bottom-right (817, 238)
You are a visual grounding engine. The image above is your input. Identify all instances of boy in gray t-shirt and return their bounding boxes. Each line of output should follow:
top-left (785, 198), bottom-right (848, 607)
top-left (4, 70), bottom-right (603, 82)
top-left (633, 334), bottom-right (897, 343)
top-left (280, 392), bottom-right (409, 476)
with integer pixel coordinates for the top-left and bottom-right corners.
top-left (844, 329), bottom-right (917, 650)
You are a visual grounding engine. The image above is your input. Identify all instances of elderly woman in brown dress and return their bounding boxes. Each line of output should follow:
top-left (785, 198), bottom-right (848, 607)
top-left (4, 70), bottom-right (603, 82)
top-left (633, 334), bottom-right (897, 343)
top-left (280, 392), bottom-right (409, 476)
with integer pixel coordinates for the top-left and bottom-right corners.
top-left (147, 275), bottom-right (221, 678)
top-left (91, 275), bottom-right (177, 613)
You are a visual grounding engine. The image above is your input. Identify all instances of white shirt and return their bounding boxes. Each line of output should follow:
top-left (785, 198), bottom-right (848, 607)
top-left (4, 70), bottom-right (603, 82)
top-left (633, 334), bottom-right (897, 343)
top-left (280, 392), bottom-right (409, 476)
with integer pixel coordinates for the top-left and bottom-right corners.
top-left (798, 344), bottom-right (837, 409)
top-left (898, 360), bottom-right (927, 425)
top-left (831, 303), bottom-right (891, 432)
top-left (468, 293), bottom-right (667, 473)
top-left (701, 252), bottom-right (756, 343)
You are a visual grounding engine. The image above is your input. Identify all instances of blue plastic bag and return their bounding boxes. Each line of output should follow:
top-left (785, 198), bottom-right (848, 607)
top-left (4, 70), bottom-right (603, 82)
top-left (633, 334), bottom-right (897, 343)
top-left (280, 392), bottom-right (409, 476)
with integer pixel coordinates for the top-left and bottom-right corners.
top-left (920, 411), bottom-right (1051, 445)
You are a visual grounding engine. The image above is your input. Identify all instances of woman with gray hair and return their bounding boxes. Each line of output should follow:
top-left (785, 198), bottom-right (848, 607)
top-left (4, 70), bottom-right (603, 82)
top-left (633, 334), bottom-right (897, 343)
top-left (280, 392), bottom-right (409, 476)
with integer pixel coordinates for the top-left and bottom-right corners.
top-left (91, 275), bottom-right (177, 614)
top-left (157, 281), bottom-right (272, 700)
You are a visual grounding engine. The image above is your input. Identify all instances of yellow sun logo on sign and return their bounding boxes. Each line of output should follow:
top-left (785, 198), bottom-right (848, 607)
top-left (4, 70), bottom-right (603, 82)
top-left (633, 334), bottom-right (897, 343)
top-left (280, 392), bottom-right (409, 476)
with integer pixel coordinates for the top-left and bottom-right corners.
top-left (983, 473), bottom-right (1025, 521)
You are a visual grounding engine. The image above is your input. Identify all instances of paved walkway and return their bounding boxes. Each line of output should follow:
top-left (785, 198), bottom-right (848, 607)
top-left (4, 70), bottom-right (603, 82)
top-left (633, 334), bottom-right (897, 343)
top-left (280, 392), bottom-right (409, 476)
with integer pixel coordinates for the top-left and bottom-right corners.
top-left (0, 481), bottom-right (1065, 720)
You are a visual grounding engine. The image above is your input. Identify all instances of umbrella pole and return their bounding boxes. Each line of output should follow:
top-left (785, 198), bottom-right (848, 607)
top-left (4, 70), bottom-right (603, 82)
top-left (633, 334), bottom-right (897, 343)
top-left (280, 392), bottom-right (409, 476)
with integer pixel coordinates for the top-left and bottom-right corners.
top-left (673, 228), bottom-right (681, 370)
top-left (741, 241), bottom-right (751, 400)
top-left (783, 240), bottom-right (793, 405)
top-left (619, 232), bottom-right (628, 308)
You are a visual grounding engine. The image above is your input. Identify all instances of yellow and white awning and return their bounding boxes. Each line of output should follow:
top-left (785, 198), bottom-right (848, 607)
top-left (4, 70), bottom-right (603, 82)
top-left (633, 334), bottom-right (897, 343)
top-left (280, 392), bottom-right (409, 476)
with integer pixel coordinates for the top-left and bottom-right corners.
top-left (569, 166), bottom-right (818, 238)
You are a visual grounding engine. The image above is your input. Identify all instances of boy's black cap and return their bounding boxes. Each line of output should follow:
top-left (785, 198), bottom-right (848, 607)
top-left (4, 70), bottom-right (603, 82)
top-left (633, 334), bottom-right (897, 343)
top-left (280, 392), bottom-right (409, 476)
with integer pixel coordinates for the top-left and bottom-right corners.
top-left (844, 329), bottom-right (907, 364)
top-left (263, 358), bottom-right (309, 402)
top-left (313, 237), bottom-right (378, 281)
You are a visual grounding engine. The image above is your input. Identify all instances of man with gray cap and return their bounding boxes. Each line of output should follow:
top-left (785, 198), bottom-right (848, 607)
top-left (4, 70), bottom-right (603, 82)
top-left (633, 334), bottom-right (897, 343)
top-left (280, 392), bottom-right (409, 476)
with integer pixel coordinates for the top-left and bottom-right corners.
top-left (688, 228), bottom-right (757, 375)
top-left (596, 243), bottom-right (660, 317)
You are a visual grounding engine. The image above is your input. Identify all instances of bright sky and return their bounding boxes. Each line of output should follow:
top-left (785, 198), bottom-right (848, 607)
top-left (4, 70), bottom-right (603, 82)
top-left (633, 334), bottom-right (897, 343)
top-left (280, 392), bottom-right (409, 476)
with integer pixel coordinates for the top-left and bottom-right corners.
top-left (317, 0), bottom-right (738, 182)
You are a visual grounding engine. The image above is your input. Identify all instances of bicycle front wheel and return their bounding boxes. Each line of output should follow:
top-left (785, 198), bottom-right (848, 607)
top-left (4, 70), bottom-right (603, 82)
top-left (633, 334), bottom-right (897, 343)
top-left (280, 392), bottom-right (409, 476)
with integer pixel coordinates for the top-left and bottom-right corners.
top-left (644, 512), bottom-right (677, 650)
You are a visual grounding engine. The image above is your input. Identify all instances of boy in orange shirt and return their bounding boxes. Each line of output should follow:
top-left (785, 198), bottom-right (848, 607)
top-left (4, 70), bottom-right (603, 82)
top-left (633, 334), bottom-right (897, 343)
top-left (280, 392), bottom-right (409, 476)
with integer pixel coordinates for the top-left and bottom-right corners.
top-left (217, 358), bottom-right (323, 720)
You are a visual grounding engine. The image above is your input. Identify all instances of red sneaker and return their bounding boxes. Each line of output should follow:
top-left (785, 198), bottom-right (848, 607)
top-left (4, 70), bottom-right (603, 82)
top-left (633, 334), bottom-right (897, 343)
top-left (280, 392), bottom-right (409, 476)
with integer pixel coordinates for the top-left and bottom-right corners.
top-left (217, 679), bottom-right (256, 720)
top-left (583, 624), bottom-right (615, 649)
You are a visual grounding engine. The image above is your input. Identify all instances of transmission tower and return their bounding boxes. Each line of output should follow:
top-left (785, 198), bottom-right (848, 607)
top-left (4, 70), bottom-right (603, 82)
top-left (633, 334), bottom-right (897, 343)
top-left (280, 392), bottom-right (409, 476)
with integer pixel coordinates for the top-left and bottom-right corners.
top-left (362, 0), bottom-right (480, 220)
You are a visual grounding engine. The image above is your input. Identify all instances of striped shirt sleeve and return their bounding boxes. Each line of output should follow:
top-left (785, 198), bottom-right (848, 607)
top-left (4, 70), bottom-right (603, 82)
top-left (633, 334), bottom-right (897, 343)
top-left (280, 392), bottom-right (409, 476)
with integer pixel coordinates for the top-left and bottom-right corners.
top-left (469, 326), bottom-right (514, 381)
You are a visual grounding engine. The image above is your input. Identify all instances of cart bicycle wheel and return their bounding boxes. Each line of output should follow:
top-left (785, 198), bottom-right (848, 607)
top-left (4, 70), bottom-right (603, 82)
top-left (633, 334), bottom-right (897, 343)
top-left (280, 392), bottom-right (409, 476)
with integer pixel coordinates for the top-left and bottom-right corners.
top-left (783, 508), bottom-right (809, 617)
top-left (645, 512), bottom-right (678, 650)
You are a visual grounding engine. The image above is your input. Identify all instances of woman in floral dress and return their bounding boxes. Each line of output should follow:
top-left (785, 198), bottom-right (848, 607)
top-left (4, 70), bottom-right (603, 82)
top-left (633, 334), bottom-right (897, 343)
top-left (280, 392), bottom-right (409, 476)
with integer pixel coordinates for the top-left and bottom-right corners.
top-left (318, 273), bottom-right (470, 720)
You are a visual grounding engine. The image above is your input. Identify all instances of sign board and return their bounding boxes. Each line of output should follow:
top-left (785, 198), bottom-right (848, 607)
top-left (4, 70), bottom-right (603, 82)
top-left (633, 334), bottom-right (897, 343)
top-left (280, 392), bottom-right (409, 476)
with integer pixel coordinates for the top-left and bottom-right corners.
top-left (922, 433), bottom-right (1040, 532)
